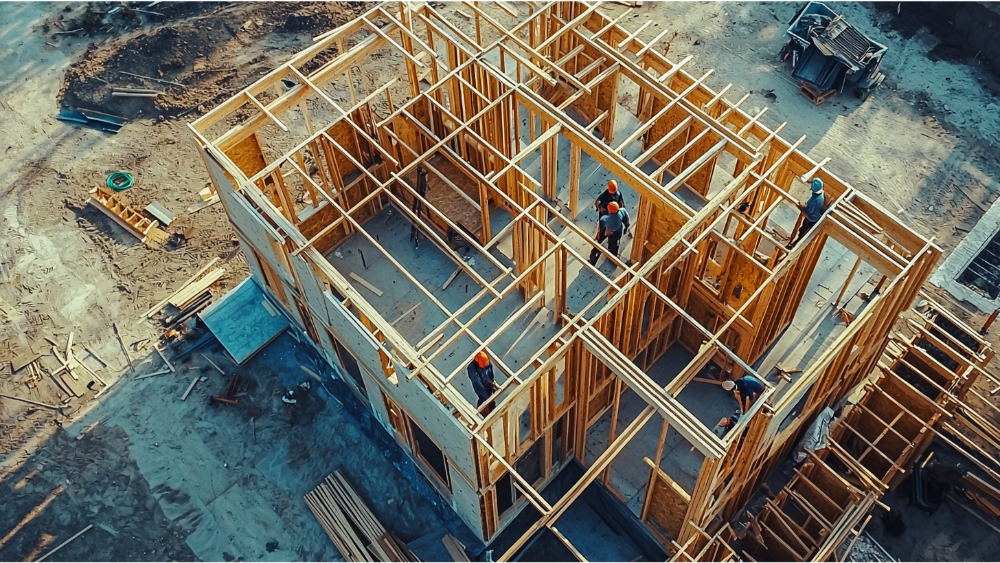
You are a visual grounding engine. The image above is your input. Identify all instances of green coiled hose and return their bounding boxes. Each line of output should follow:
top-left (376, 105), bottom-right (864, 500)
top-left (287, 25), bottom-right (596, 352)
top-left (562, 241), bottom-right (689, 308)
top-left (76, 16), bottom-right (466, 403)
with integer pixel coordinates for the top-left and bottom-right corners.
top-left (106, 171), bottom-right (134, 191)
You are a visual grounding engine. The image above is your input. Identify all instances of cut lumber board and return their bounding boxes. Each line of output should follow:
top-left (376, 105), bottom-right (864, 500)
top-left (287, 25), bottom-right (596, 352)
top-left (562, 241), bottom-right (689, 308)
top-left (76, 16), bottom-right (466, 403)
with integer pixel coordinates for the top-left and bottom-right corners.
top-left (389, 303), bottom-right (421, 326)
top-left (11, 353), bottom-right (40, 372)
top-left (301, 365), bottom-right (323, 382)
top-left (155, 346), bottom-right (174, 372)
top-left (201, 354), bottom-right (225, 374)
top-left (36, 524), bottom-right (93, 561)
top-left (142, 258), bottom-right (221, 318)
top-left (305, 470), bottom-right (408, 561)
top-left (83, 346), bottom-right (109, 367)
top-left (58, 370), bottom-right (90, 397)
top-left (169, 268), bottom-right (227, 308)
top-left (349, 272), bottom-right (383, 296)
top-left (188, 194), bottom-right (220, 213)
top-left (181, 375), bottom-right (200, 401)
top-left (442, 266), bottom-right (462, 290)
top-left (0, 296), bottom-right (24, 323)
top-left (442, 534), bottom-right (470, 561)
top-left (0, 394), bottom-right (69, 410)
top-left (134, 368), bottom-right (172, 380)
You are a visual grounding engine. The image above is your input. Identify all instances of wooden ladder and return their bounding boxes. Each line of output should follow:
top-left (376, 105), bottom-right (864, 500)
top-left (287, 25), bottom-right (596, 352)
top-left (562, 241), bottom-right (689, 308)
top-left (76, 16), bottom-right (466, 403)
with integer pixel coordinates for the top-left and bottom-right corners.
top-left (87, 187), bottom-right (158, 242)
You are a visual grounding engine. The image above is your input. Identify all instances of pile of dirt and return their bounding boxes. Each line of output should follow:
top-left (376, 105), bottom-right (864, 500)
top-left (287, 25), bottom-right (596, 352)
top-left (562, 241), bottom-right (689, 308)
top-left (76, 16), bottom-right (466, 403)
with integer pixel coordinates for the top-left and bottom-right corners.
top-left (60, 24), bottom-right (240, 119)
top-left (58, 2), bottom-right (372, 120)
top-left (875, 2), bottom-right (997, 72)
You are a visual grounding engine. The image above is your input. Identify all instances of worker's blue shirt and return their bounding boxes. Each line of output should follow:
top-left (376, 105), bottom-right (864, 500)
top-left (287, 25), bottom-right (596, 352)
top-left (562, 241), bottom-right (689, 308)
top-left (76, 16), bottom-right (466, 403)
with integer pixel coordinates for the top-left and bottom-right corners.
top-left (803, 191), bottom-right (825, 222)
top-left (599, 208), bottom-right (630, 234)
top-left (468, 361), bottom-right (496, 401)
top-left (734, 375), bottom-right (765, 398)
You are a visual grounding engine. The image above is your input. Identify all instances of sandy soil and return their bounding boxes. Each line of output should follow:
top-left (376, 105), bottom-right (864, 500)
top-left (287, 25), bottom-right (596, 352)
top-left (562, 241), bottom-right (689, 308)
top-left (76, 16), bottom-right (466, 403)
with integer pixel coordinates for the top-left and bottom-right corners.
top-left (2, 1), bottom-right (1000, 561)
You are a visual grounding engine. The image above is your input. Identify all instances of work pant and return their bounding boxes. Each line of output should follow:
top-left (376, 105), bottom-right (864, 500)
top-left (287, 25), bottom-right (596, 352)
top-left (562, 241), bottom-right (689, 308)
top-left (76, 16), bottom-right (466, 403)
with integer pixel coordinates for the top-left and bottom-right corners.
top-left (476, 395), bottom-right (497, 415)
top-left (788, 218), bottom-right (817, 248)
top-left (589, 228), bottom-right (623, 264)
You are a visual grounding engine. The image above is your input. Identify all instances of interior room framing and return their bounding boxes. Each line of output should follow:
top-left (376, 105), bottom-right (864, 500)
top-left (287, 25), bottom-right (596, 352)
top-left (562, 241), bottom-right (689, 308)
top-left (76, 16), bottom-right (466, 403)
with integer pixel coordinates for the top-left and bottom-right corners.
top-left (188, 2), bottom-right (942, 560)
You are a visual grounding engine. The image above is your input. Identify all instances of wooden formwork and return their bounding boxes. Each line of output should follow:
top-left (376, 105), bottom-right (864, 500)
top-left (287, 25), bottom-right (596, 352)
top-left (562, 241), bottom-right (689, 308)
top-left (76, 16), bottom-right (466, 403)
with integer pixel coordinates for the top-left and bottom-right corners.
top-left (188, 1), bottom-right (949, 559)
top-left (699, 296), bottom-right (1000, 563)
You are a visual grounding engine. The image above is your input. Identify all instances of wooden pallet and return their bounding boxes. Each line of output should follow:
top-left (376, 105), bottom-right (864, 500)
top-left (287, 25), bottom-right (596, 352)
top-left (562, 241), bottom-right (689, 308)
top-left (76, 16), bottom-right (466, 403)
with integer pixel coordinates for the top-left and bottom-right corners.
top-left (304, 470), bottom-right (414, 562)
top-left (87, 187), bottom-right (159, 242)
top-left (800, 81), bottom-right (837, 106)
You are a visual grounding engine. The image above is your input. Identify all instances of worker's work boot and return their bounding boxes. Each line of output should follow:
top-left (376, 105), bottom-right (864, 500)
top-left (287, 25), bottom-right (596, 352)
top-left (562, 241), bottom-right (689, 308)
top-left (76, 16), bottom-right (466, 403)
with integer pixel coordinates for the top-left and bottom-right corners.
top-left (282, 389), bottom-right (297, 404)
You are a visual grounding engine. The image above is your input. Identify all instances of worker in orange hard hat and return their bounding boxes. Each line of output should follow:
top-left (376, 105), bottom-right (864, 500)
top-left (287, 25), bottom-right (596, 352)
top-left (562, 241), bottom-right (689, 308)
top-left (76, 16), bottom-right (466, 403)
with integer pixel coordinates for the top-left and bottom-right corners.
top-left (468, 350), bottom-right (501, 415)
top-left (589, 200), bottom-right (630, 266)
top-left (595, 179), bottom-right (626, 219)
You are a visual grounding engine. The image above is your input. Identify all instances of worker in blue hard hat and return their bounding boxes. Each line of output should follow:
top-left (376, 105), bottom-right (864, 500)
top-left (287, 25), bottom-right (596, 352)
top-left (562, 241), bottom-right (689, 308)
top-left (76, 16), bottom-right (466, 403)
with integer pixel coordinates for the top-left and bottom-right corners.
top-left (787, 178), bottom-right (825, 249)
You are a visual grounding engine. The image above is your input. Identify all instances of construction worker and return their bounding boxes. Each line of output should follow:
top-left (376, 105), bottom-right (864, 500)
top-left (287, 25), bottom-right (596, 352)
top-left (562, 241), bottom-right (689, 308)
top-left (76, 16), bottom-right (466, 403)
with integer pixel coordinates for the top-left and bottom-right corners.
top-left (787, 178), bottom-right (825, 248)
top-left (713, 409), bottom-right (742, 438)
top-left (588, 201), bottom-right (630, 265)
top-left (723, 375), bottom-right (765, 413)
top-left (595, 179), bottom-right (625, 218)
top-left (468, 351), bottom-right (501, 415)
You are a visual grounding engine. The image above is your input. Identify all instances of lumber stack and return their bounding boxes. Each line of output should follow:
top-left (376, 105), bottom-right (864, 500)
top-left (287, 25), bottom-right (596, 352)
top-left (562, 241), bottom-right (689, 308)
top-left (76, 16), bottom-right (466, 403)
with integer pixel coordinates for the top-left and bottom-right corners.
top-left (167, 268), bottom-right (227, 310)
top-left (87, 187), bottom-right (159, 242)
top-left (304, 470), bottom-right (414, 562)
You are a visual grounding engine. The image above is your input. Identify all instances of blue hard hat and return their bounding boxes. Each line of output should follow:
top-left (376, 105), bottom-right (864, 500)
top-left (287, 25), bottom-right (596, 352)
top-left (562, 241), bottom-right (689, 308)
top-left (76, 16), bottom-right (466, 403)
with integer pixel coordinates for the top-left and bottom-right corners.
top-left (811, 178), bottom-right (824, 192)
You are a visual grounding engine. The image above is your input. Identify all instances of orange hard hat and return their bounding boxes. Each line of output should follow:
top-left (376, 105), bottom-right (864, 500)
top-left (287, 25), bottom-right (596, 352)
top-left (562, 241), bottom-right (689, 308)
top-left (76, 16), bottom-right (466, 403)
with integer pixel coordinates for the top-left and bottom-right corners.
top-left (475, 351), bottom-right (490, 368)
top-left (608, 201), bottom-right (620, 213)
top-left (607, 180), bottom-right (618, 193)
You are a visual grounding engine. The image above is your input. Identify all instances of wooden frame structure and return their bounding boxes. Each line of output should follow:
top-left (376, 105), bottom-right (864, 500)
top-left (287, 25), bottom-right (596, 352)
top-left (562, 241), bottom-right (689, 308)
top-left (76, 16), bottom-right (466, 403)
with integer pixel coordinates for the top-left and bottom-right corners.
top-left (188, 2), bottom-right (945, 559)
top-left (690, 293), bottom-right (998, 563)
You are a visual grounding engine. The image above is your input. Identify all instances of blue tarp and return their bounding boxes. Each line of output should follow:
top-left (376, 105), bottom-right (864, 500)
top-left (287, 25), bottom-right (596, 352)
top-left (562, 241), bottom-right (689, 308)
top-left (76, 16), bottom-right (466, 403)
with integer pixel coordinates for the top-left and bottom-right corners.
top-left (199, 277), bottom-right (289, 364)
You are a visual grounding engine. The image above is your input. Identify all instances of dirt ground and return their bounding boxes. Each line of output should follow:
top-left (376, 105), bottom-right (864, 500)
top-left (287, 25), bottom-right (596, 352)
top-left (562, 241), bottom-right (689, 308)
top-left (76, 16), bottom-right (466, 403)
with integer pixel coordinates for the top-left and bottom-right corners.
top-left (2, 1), bottom-right (1000, 561)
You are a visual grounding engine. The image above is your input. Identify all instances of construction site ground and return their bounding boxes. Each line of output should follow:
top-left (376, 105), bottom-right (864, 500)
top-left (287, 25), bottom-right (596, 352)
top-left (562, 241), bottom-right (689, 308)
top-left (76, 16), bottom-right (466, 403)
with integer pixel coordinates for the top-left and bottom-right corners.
top-left (2, 1), bottom-right (1000, 561)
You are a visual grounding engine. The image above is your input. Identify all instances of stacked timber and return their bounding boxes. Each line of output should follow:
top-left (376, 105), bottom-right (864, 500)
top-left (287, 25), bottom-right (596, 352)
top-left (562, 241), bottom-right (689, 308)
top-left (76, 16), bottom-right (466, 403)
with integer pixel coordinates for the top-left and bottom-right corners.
top-left (167, 268), bottom-right (226, 310)
top-left (304, 470), bottom-right (414, 562)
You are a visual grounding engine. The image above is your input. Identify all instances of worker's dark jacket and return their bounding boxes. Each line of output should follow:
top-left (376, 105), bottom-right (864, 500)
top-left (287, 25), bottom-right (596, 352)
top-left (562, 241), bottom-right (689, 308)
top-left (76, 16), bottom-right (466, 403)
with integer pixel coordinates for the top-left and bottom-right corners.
top-left (595, 189), bottom-right (624, 214)
top-left (468, 361), bottom-right (497, 402)
top-left (734, 375), bottom-right (765, 398)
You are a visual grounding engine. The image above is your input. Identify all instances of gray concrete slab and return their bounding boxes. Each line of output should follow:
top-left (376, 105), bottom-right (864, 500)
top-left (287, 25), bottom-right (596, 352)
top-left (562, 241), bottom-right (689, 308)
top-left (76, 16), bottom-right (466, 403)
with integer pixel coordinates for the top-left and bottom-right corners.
top-left (676, 380), bottom-right (739, 428)
top-left (554, 500), bottom-right (642, 562)
top-left (646, 343), bottom-right (696, 387)
top-left (753, 237), bottom-right (880, 406)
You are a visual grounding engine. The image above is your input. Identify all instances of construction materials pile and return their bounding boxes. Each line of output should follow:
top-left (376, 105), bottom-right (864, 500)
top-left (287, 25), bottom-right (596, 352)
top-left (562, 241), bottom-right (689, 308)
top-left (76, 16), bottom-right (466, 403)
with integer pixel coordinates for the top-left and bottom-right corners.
top-left (780, 2), bottom-right (887, 102)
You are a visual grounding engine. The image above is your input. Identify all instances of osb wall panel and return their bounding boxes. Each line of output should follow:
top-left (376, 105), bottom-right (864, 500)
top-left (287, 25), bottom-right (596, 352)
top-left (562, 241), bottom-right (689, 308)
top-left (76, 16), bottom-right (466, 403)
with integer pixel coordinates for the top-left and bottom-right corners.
top-left (722, 251), bottom-right (765, 314)
top-left (224, 134), bottom-right (268, 178)
top-left (680, 292), bottom-right (714, 353)
top-left (665, 70), bottom-right (716, 111)
top-left (291, 252), bottom-right (331, 327)
top-left (645, 461), bottom-right (691, 540)
top-left (447, 458), bottom-right (488, 540)
top-left (644, 198), bottom-right (688, 257)
top-left (205, 149), bottom-right (292, 287)
top-left (683, 132), bottom-right (721, 196)
top-left (868, 380), bottom-right (934, 438)
top-left (342, 177), bottom-right (381, 226)
top-left (411, 96), bottom-right (433, 137)
top-left (298, 201), bottom-right (338, 240)
top-left (574, 86), bottom-right (600, 125)
top-left (387, 117), bottom-right (421, 168)
top-left (646, 104), bottom-right (690, 168)
top-left (326, 120), bottom-right (361, 180)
